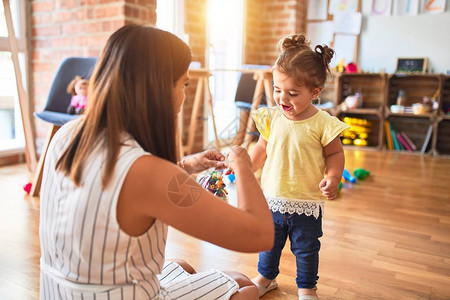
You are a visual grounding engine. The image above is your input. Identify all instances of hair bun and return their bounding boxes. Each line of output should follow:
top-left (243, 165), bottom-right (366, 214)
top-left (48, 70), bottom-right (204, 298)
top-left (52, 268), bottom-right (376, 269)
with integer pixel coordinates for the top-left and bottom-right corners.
top-left (278, 34), bottom-right (310, 52)
top-left (314, 45), bottom-right (335, 66)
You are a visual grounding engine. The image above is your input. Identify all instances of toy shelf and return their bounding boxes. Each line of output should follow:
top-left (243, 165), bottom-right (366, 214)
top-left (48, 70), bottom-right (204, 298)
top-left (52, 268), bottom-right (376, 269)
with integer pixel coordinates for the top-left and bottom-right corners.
top-left (434, 119), bottom-right (450, 155)
top-left (385, 115), bottom-right (433, 154)
top-left (318, 72), bottom-right (448, 156)
top-left (337, 73), bottom-right (385, 111)
top-left (385, 74), bottom-right (442, 116)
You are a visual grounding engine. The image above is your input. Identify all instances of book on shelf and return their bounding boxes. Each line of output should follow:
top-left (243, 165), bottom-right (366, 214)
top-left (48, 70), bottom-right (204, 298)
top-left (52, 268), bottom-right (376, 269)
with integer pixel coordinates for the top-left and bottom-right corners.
top-left (421, 125), bottom-right (433, 154)
top-left (384, 121), bottom-right (393, 150)
top-left (389, 122), bottom-right (400, 150)
top-left (396, 133), bottom-right (412, 152)
top-left (399, 131), bottom-right (417, 151)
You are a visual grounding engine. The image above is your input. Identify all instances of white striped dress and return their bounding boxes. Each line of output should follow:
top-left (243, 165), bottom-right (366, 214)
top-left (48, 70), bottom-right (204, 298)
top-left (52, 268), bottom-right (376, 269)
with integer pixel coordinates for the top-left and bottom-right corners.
top-left (39, 119), bottom-right (239, 299)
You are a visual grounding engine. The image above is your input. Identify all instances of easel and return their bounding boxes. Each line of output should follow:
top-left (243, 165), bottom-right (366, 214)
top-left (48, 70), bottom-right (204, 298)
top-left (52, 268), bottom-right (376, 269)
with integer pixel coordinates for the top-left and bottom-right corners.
top-left (183, 69), bottom-right (220, 155)
top-left (240, 69), bottom-right (274, 149)
top-left (3, 0), bottom-right (37, 171)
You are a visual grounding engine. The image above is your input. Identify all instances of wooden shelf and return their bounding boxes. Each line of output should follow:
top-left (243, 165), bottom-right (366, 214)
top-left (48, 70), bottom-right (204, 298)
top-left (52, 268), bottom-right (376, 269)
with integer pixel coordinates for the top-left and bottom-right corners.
top-left (385, 111), bottom-right (434, 119)
top-left (325, 72), bottom-right (449, 156)
top-left (341, 108), bottom-right (382, 115)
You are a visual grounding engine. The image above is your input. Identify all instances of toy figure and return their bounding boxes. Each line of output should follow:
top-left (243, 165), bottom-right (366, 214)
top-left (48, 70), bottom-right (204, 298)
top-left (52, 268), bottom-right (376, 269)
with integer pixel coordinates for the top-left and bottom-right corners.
top-left (197, 169), bottom-right (228, 201)
top-left (66, 75), bottom-right (89, 114)
top-left (353, 168), bottom-right (370, 180)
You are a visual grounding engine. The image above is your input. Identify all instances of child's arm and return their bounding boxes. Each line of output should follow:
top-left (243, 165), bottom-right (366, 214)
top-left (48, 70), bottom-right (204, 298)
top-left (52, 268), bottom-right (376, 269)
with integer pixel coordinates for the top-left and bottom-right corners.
top-left (319, 136), bottom-right (345, 200)
top-left (250, 135), bottom-right (268, 172)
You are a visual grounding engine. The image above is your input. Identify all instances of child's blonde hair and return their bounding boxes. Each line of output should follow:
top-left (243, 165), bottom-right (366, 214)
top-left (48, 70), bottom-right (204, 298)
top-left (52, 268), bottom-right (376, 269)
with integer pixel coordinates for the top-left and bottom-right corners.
top-left (274, 34), bottom-right (334, 91)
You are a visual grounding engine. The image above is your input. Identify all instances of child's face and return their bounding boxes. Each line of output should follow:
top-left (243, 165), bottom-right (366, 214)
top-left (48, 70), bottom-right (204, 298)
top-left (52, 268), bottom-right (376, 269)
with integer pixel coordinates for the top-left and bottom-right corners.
top-left (272, 69), bottom-right (320, 121)
top-left (173, 70), bottom-right (190, 113)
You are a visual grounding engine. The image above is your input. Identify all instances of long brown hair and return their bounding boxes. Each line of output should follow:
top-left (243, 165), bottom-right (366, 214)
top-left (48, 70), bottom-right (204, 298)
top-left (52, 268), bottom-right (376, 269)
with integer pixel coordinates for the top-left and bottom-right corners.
top-left (56, 25), bottom-right (192, 187)
top-left (275, 34), bottom-right (334, 91)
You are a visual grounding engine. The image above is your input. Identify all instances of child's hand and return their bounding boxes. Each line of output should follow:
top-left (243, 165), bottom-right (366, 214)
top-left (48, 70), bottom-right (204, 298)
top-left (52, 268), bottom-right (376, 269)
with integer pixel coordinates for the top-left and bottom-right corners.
top-left (225, 146), bottom-right (251, 174)
top-left (319, 176), bottom-right (340, 200)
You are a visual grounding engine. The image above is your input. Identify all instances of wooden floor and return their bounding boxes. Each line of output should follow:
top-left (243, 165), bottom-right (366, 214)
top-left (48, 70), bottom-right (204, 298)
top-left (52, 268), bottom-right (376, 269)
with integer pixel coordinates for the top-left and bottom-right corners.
top-left (1, 149), bottom-right (450, 299)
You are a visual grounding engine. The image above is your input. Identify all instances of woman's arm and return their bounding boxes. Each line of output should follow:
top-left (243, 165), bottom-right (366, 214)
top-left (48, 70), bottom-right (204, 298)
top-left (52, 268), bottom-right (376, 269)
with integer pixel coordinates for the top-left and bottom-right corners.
top-left (118, 146), bottom-right (274, 253)
top-left (319, 136), bottom-right (345, 200)
top-left (250, 135), bottom-right (268, 172)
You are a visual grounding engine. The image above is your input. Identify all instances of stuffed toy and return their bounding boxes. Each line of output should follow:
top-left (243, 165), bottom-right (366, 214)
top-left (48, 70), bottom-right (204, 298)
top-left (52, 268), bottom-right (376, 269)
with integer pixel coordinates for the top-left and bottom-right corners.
top-left (66, 75), bottom-right (88, 114)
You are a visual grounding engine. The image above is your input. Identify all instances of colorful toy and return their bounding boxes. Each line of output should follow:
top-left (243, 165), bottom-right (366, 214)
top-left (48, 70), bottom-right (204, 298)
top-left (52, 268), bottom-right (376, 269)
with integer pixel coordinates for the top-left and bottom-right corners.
top-left (197, 169), bottom-right (228, 201)
top-left (334, 58), bottom-right (345, 73)
top-left (341, 117), bottom-right (372, 147)
top-left (23, 182), bottom-right (32, 194)
top-left (353, 168), bottom-right (370, 180)
top-left (227, 173), bottom-right (236, 183)
top-left (342, 168), bottom-right (357, 183)
top-left (345, 62), bottom-right (358, 73)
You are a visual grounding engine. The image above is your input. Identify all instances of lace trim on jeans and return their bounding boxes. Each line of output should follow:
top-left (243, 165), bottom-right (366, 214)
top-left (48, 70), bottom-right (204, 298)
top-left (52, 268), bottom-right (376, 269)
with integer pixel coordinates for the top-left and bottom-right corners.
top-left (266, 196), bottom-right (324, 219)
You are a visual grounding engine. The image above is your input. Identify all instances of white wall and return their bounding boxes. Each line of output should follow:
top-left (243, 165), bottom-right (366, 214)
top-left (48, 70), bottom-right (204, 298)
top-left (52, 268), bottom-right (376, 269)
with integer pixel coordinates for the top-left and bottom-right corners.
top-left (358, 0), bottom-right (450, 74)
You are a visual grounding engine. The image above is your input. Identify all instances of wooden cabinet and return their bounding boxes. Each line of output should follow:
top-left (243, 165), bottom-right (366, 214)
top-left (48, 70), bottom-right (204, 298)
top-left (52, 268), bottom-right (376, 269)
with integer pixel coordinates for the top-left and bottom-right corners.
top-left (329, 73), bottom-right (449, 156)
top-left (335, 73), bottom-right (385, 149)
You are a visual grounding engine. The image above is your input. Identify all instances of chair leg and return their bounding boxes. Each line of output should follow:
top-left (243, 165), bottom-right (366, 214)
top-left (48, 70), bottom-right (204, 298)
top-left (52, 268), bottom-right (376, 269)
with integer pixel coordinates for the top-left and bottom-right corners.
top-left (30, 124), bottom-right (60, 197)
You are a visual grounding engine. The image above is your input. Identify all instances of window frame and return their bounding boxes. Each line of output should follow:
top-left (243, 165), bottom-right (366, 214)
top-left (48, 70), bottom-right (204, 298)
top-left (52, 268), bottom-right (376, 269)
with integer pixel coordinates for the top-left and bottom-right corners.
top-left (0, 0), bottom-right (30, 155)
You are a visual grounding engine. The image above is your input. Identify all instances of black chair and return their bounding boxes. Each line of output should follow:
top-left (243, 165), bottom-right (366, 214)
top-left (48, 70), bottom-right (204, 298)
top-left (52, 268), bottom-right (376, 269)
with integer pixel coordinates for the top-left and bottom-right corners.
top-left (31, 57), bottom-right (97, 196)
top-left (234, 65), bottom-right (271, 145)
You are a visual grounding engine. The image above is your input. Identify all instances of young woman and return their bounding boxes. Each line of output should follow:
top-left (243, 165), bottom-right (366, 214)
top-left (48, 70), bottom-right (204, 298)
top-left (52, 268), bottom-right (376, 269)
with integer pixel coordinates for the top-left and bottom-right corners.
top-left (39, 24), bottom-right (273, 300)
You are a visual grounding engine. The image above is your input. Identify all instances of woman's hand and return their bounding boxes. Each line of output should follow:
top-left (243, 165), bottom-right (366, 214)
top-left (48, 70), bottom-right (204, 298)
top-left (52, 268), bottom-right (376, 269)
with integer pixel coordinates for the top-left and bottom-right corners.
top-left (226, 146), bottom-right (252, 173)
top-left (180, 149), bottom-right (226, 174)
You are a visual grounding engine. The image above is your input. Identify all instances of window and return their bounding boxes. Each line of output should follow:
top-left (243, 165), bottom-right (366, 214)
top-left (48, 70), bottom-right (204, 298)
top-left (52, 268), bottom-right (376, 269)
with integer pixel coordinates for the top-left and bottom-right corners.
top-left (206, 0), bottom-right (244, 145)
top-left (0, 1), bottom-right (28, 154)
top-left (156, 0), bottom-right (185, 39)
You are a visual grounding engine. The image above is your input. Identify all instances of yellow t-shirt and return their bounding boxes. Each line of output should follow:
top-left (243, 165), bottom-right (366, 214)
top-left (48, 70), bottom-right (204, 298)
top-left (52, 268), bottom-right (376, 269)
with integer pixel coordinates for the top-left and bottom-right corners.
top-left (252, 107), bottom-right (350, 201)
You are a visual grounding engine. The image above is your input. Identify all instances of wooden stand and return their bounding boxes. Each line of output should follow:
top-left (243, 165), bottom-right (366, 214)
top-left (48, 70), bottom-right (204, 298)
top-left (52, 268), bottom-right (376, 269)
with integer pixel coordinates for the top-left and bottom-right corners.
top-left (241, 69), bottom-right (274, 149)
top-left (183, 69), bottom-right (220, 155)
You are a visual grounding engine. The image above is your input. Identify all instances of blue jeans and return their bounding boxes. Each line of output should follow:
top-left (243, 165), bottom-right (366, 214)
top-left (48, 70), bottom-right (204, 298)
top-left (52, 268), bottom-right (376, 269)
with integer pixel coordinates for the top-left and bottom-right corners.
top-left (257, 210), bottom-right (323, 289)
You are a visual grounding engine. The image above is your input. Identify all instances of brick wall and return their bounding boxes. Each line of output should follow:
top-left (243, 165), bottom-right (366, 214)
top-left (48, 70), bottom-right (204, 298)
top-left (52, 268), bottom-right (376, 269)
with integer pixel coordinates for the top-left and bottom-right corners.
top-left (31, 0), bottom-right (156, 153)
top-left (244, 0), bottom-right (307, 65)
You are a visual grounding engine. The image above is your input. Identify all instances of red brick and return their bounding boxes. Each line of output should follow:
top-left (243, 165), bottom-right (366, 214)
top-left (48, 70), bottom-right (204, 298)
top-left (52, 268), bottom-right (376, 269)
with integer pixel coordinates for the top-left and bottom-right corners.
top-left (32, 1), bottom-right (54, 12)
top-left (59, 0), bottom-right (77, 9)
top-left (81, 0), bottom-right (98, 5)
top-left (85, 21), bottom-right (102, 33)
top-left (53, 11), bottom-right (73, 23)
top-left (93, 5), bottom-right (123, 19)
top-left (33, 24), bottom-right (61, 36)
top-left (32, 38), bottom-right (52, 49)
top-left (52, 37), bottom-right (75, 47)
top-left (32, 13), bottom-right (52, 25)
top-left (62, 23), bottom-right (85, 34)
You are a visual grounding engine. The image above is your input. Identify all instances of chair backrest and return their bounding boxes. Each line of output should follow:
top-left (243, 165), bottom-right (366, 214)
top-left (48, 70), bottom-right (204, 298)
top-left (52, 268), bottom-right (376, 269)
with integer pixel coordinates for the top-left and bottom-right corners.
top-left (234, 64), bottom-right (271, 109)
top-left (44, 57), bottom-right (98, 112)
